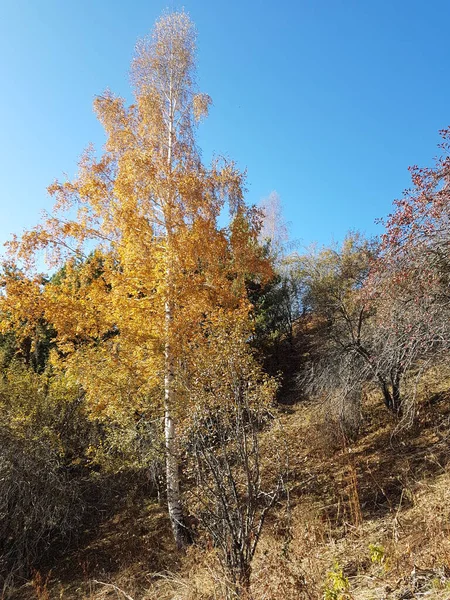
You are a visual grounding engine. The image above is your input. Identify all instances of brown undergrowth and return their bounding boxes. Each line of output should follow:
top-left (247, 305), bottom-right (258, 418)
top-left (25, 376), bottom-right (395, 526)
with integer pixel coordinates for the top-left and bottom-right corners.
top-left (7, 367), bottom-right (450, 600)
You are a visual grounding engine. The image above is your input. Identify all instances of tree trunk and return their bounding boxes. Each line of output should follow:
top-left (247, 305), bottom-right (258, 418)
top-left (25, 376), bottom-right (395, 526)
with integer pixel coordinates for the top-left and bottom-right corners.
top-left (381, 380), bottom-right (394, 411)
top-left (234, 564), bottom-right (252, 599)
top-left (164, 299), bottom-right (190, 549)
top-left (162, 54), bottom-right (191, 549)
top-left (390, 370), bottom-right (402, 415)
top-left (380, 377), bottom-right (402, 415)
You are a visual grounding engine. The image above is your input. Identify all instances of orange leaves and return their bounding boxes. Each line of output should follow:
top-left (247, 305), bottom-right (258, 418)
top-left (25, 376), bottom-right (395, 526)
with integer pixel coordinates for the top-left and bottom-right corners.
top-left (0, 269), bottom-right (45, 341)
top-left (193, 93), bottom-right (212, 122)
top-left (178, 303), bottom-right (276, 424)
top-left (0, 10), bottom-right (276, 428)
top-left (229, 208), bottom-right (274, 290)
top-left (59, 342), bottom-right (160, 421)
top-left (93, 92), bottom-right (136, 155)
top-left (131, 11), bottom-right (196, 100)
top-left (211, 159), bottom-right (246, 214)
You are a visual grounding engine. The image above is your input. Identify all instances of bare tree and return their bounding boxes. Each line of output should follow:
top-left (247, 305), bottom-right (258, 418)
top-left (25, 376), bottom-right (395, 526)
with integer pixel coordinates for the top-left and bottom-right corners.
top-left (294, 233), bottom-right (381, 422)
top-left (366, 126), bottom-right (450, 417)
top-left (259, 191), bottom-right (289, 261)
top-left (181, 317), bottom-right (285, 597)
top-left (186, 397), bottom-right (284, 597)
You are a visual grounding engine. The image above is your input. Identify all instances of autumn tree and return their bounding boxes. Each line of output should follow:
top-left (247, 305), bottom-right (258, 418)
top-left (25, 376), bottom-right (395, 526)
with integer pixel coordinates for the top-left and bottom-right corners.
top-left (294, 234), bottom-right (382, 429)
top-left (297, 124), bottom-right (450, 421)
top-left (0, 264), bottom-right (54, 371)
top-left (258, 191), bottom-right (289, 261)
top-left (366, 126), bottom-right (450, 417)
top-left (1, 12), bottom-right (272, 549)
top-left (295, 232), bottom-right (425, 419)
top-left (379, 126), bottom-right (450, 296)
top-left (181, 313), bottom-right (284, 597)
top-left (251, 193), bottom-right (302, 363)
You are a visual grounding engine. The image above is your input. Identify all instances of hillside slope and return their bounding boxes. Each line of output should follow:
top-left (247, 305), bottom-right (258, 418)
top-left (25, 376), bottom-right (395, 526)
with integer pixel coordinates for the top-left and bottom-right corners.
top-left (9, 367), bottom-right (450, 600)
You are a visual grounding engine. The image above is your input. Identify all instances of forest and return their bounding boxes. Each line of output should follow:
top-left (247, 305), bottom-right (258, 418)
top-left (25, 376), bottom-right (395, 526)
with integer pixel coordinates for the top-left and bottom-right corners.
top-left (0, 11), bottom-right (449, 600)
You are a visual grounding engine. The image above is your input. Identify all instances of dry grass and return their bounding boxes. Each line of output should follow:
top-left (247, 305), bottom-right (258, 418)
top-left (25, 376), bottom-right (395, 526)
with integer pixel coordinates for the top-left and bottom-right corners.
top-left (6, 366), bottom-right (450, 600)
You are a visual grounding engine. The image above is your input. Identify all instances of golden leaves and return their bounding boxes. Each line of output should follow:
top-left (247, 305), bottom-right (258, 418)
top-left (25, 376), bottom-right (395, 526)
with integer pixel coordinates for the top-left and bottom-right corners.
top-left (193, 94), bottom-right (212, 122)
top-left (1, 10), bottom-right (276, 427)
top-left (131, 11), bottom-right (196, 98)
top-left (0, 269), bottom-right (45, 340)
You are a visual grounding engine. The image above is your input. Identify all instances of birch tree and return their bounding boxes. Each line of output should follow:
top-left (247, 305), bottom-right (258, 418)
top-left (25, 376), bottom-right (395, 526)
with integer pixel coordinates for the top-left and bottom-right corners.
top-left (258, 191), bottom-right (289, 261)
top-left (1, 12), bottom-right (271, 549)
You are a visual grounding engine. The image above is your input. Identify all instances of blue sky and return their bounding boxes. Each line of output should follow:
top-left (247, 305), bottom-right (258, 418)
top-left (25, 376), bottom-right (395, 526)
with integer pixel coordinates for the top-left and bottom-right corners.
top-left (1, 0), bottom-right (449, 252)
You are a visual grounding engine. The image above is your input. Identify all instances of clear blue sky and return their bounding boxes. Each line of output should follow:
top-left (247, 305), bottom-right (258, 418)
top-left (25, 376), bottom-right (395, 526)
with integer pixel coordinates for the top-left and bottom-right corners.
top-left (1, 0), bottom-right (449, 251)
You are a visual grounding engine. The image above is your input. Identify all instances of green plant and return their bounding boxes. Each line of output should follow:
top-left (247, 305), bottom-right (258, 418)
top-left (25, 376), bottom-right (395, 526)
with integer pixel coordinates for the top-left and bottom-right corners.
top-left (323, 562), bottom-right (352, 600)
top-left (369, 543), bottom-right (389, 570)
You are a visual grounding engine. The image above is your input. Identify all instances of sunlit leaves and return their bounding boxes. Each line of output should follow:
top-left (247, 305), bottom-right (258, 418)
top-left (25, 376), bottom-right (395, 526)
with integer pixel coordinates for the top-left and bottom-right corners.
top-left (0, 10), bottom-right (273, 430)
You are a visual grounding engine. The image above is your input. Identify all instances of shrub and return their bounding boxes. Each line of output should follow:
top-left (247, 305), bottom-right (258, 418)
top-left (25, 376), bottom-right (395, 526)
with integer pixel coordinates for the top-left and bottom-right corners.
top-left (0, 425), bottom-right (85, 583)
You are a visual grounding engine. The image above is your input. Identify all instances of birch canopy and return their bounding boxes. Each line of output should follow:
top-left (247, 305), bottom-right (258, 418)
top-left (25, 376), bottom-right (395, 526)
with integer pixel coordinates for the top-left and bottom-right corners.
top-left (1, 11), bottom-right (272, 548)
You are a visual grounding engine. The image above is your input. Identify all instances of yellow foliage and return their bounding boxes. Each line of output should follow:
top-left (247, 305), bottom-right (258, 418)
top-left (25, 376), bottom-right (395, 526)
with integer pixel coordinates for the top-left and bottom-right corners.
top-left (0, 10), bottom-right (274, 434)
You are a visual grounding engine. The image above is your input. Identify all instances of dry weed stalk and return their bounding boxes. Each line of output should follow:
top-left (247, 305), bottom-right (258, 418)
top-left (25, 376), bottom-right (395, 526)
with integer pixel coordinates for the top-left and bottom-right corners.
top-left (92, 580), bottom-right (135, 600)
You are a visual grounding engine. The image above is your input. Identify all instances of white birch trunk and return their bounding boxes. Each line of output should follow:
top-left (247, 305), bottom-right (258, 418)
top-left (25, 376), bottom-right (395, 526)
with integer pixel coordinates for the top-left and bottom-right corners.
top-left (164, 297), bottom-right (189, 548)
top-left (162, 74), bottom-right (189, 548)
